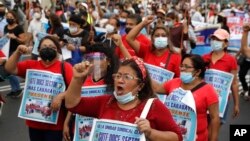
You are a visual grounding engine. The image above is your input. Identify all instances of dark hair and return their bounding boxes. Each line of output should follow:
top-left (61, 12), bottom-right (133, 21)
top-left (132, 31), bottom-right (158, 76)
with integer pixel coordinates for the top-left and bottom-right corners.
top-left (166, 12), bottom-right (177, 21)
top-left (118, 59), bottom-right (155, 101)
top-left (127, 14), bottom-right (142, 24)
top-left (7, 10), bottom-right (19, 24)
top-left (150, 26), bottom-right (169, 50)
top-left (110, 17), bottom-right (120, 27)
top-left (182, 54), bottom-right (206, 79)
top-left (122, 10), bottom-right (131, 16)
top-left (86, 43), bottom-right (119, 90)
top-left (38, 36), bottom-right (61, 54)
top-left (49, 13), bottom-right (63, 28)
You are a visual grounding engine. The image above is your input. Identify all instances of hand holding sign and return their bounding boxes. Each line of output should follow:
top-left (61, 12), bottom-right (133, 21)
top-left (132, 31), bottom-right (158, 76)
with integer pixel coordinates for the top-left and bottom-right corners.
top-left (135, 117), bottom-right (152, 138)
top-left (73, 61), bottom-right (93, 79)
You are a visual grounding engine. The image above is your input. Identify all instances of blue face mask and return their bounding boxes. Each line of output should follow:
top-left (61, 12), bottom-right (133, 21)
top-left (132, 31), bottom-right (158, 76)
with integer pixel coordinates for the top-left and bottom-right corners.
top-left (211, 40), bottom-right (224, 51)
top-left (167, 21), bottom-right (174, 28)
top-left (180, 72), bottom-right (195, 84)
top-left (154, 37), bottom-right (168, 49)
top-left (113, 91), bottom-right (136, 104)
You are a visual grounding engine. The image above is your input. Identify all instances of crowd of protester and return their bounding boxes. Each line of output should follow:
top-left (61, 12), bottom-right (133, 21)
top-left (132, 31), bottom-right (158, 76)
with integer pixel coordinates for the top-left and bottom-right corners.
top-left (0, 0), bottom-right (250, 140)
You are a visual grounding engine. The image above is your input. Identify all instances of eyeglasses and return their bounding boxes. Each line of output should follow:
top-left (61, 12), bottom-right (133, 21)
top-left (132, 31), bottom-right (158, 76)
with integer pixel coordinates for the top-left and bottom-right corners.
top-left (180, 64), bottom-right (194, 69)
top-left (112, 73), bottom-right (139, 81)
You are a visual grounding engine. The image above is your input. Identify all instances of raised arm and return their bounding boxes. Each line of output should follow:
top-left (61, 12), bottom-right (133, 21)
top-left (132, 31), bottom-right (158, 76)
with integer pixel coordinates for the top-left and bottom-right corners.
top-left (64, 61), bottom-right (93, 108)
top-left (112, 34), bottom-right (131, 59)
top-left (241, 24), bottom-right (250, 58)
top-left (126, 16), bottom-right (154, 54)
top-left (4, 45), bottom-right (30, 75)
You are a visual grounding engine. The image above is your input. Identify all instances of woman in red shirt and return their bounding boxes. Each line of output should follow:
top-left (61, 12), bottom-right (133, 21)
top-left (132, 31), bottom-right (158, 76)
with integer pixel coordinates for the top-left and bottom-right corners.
top-left (153, 54), bottom-right (220, 141)
top-left (65, 57), bottom-right (183, 141)
top-left (126, 16), bottom-right (181, 78)
top-left (202, 29), bottom-right (239, 122)
top-left (5, 36), bottom-right (73, 141)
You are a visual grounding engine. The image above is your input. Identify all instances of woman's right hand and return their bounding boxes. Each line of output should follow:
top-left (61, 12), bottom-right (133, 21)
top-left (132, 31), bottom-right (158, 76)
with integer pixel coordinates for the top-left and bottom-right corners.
top-left (63, 123), bottom-right (71, 141)
top-left (73, 61), bottom-right (93, 79)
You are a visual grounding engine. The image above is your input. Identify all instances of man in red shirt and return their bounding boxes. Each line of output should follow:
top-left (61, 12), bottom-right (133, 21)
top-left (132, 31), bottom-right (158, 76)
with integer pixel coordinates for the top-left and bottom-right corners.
top-left (115, 14), bottom-right (151, 59)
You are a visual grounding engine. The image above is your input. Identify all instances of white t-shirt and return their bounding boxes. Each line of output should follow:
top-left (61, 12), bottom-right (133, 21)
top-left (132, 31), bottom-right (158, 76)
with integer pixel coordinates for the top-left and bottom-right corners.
top-left (27, 19), bottom-right (45, 42)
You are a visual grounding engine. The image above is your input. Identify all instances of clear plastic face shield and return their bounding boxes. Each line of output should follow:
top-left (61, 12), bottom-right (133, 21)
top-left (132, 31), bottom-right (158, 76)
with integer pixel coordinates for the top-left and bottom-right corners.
top-left (83, 52), bottom-right (109, 81)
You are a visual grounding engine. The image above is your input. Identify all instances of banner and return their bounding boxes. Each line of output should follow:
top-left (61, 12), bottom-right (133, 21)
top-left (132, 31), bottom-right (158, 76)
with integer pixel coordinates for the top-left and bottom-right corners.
top-left (204, 69), bottom-right (234, 117)
top-left (89, 119), bottom-right (144, 141)
top-left (32, 32), bottom-right (48, 55)
top-left (144, 63), bottom-right (174, 103)
top-left (18, 69), bottom-right (66, 124)
top-left (164, 88), bottom-right (197, 141)
top-left (74, 85), bottom-right (109, 141)
top-left (0, 36), bottom-right (10, 58)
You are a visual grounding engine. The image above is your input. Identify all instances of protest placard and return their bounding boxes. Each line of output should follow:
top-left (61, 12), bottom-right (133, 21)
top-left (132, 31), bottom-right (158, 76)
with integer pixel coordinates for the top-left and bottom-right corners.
top-left (144, 63), bottom-right (174, 103)
top-left (18, 69), bottom-right (66, 124)
top-left (165, 88), bottom-right (197, 141)
top-left (0, 36), bottom-right (10, 58)
top-left (74, 85), bottom-right (109, 141)
top-left (205, 69), bottom-right (234, 117)
top-left (32, 32), bottom-right (48, 55)
top-left (89, 119), bottom-right (144, 141)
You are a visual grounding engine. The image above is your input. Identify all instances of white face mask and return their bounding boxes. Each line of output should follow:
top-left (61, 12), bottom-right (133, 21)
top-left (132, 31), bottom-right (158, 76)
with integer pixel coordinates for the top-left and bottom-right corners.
top-left (69, 26), bottom-right (78, 34)
top-left (105, 24), bottom-right (115, 33)
top-left (33, 12), bottom-right (41, 20)
top-left (113, 91), bottom-right (136, 104)
top-left (113, 9), bottom-right (119, 14)
top-left (154, 37), bottom-right (168, 49)
top-left (210, 40), bottom-right (224, 51)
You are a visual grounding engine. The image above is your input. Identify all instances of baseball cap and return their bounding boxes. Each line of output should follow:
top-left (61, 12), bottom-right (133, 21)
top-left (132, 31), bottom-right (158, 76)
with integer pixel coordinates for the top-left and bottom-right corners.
top-left (80, 2), bottom-right (88, 10)
top-left (157, 9), bottom-right (166, 15)
top-left (211, 29), bottom-right (230, 41)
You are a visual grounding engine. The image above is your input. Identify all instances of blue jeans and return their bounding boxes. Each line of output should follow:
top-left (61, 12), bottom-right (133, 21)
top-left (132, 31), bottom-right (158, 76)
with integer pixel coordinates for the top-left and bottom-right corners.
top-left (8, 75), bottom-right (20, 92)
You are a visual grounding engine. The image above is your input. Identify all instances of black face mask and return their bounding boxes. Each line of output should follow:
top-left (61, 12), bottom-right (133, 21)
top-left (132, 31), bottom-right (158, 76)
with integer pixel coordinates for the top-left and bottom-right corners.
top-left (39, 47), bottom-right (57, 62)
top-left (6, 19), bottom-right (15, 25)
top-left (0, 11), bottom-right (5, 17)
top-left (125, 27), bottom-right (132, 34)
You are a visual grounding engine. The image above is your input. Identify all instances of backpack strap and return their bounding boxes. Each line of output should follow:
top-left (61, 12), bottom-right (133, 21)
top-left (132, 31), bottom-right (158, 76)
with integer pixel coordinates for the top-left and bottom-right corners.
top-left (191, 82), bottom-right (207, 93)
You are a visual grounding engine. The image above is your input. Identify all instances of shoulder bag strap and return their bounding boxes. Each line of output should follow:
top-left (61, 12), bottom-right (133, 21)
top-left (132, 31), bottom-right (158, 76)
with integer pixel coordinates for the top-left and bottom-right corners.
top-left (140, 98), bottom-right (155, 118)
top-left (165, 51), bottom-right (172, 69)
top-left (191, 82), bottom-right (207, 93)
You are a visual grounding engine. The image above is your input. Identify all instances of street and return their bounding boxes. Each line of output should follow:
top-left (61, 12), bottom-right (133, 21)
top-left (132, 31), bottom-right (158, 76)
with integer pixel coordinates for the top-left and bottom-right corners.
top-left (0, 80), bottom-right (250, 141)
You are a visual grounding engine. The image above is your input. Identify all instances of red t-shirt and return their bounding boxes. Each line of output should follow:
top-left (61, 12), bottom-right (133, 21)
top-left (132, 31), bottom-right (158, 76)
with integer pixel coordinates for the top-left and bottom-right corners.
top-left (138, 43), bottom-right (181, 77)
top-left (163, 78), bottom-right (218, 141)
top-left (83, 75), bottom-right (106, 86)
top-left (68, 95), bottom-right (183, 141)
top-left (17, 60), bottom-right (73, 130)
top-left (202, 52), bottom-right (237, 73)
top-left (115, 34), bottom-right (151, 59)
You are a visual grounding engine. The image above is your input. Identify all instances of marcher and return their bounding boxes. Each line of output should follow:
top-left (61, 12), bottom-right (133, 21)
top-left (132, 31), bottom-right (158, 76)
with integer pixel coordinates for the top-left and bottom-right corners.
top-left (202, 29), bottom-right (240, 122)
top-left (153, 54), bottom-right (220, 141)
top-left (4, 10), bottom-right (26, 98)
top-left (64, 57), bottom-right (183, 141)
top-left (4, 36), bottom-right (73, 141)
top-left (126, 16), bottom-right (181, 77)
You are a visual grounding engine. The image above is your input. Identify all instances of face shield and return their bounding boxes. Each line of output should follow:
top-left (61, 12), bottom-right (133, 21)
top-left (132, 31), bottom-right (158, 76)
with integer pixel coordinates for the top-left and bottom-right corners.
top-left (83, 52), bottom-right (109, 81)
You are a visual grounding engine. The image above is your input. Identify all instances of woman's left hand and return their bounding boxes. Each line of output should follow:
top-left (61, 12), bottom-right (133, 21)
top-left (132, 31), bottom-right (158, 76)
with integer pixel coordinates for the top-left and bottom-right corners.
top-left (51, 93), bottom-right (64, 111)
top-left (135, 117), bottom-right (152, 138)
